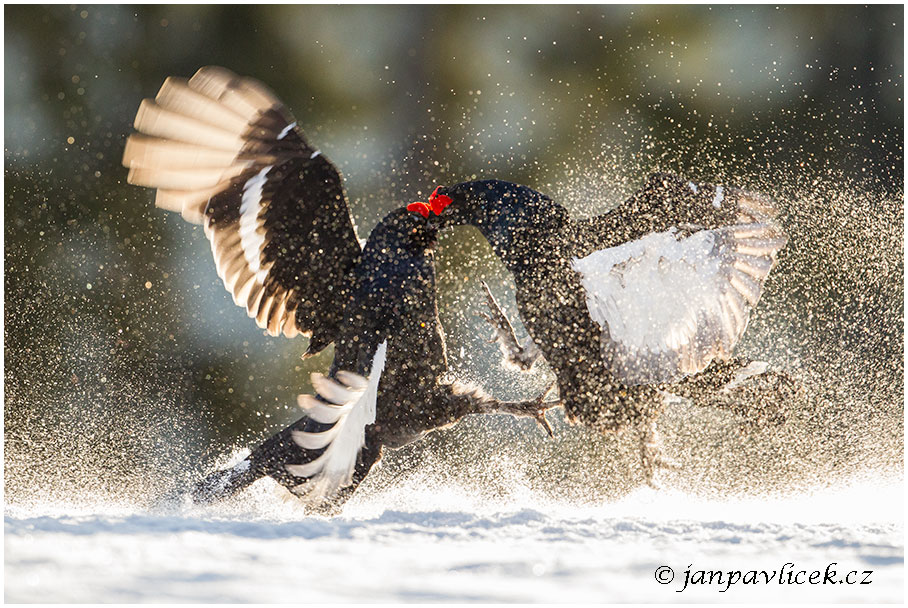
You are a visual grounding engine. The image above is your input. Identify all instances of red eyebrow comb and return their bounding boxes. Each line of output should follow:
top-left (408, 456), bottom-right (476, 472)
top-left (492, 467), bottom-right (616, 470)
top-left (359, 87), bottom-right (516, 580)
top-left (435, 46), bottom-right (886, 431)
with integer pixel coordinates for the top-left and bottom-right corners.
top-left (407, 186), bottom-right (452, 218)
top-left (407, 201), bottom-right (431, 218)
top-left (428, 187), bottom-right (453, 215)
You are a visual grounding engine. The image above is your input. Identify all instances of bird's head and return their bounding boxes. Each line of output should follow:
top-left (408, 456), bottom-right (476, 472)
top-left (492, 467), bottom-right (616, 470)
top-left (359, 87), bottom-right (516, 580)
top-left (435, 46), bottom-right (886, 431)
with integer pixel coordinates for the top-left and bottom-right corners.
top-left (421, 179), bottom-right (560, 232)
top-left (412, 179), bottom-right (566, 269)
top-left (368, 207), bottom-right (439, 262)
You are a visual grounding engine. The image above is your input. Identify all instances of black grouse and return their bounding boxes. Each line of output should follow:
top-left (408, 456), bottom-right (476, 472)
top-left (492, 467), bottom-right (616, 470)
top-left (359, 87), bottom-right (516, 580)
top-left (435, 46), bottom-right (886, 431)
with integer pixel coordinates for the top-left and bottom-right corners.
top-left (427, 177), bottom-right (794, 478)
top-left (122, 67), bottom-right (556, 511)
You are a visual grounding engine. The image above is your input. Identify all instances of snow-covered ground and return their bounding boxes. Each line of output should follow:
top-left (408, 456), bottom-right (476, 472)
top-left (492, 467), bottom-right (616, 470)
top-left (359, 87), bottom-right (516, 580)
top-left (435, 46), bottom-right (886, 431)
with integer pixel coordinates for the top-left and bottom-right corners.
top-left (5, 478), bottom-right (902, 603)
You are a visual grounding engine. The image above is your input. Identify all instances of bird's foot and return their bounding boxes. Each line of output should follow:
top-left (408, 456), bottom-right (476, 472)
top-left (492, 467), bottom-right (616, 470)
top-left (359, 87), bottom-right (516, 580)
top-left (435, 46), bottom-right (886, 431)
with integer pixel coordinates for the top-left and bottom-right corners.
top-left (637, 415), bottom-right (680, 488)
top-left (477, 280), bottom-right (541, 371)
top-left (492, 380), bottom-right (560, 437)
top-left (531, 381), bottom-right (558, 437)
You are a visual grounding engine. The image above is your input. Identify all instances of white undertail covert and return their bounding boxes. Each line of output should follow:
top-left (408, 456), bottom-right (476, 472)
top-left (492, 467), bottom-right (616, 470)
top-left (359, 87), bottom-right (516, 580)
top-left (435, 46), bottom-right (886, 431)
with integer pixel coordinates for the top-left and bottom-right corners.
top-left (573, 199), bottom-right (787, 385)
top-left (286, 341), bottom-right (387, 502)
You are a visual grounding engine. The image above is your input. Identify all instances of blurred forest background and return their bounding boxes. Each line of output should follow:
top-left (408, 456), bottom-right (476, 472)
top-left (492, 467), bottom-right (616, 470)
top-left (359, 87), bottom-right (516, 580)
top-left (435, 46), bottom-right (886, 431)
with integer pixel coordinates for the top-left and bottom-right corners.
top-left (4, 5), bottom-right (903, 507)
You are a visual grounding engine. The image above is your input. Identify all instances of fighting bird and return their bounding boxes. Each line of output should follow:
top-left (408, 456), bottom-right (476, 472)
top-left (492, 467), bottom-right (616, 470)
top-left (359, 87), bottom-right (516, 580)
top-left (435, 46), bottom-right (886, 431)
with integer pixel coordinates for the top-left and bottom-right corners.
top-left (428, 177), bottom-right (796, 479)
top-left (122, 67), bottom-right (556, 511)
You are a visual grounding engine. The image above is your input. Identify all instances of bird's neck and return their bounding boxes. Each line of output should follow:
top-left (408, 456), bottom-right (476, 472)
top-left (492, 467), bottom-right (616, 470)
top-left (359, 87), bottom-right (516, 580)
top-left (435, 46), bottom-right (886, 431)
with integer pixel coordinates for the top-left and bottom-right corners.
top-left (479, 220), bottom-right (564, 275)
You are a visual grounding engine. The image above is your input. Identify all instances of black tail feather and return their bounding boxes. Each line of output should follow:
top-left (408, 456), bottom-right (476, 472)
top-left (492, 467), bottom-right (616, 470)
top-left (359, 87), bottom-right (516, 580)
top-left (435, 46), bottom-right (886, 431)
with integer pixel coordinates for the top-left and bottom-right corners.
top-left (182, 414), bottom-right (384, 512)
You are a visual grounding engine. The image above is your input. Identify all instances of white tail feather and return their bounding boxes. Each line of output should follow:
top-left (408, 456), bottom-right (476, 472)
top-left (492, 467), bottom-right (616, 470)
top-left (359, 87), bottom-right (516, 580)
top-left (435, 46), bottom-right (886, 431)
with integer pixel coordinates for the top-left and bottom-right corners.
top-left (291, 425), bottom-right (341, 450)
top-left (297, 394), bottom-right (351, 424)
top-left (188, 66), bottom-right (282, 123)
top-left (127, 164), bottom-right (250, 190)
top-left (310, 373), bottom-right (359, 405)
top-left (335, 371), bottom-right (369, 390)
top-left (154, 183), bottom-right (231, 220)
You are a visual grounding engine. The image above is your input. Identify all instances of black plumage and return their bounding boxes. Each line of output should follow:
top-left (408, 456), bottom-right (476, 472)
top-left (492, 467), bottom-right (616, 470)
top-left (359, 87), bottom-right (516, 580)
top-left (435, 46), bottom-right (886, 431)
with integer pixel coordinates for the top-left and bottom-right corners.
top-left (431, 176), bottom-right (794, 477)
top-left (123, 68), bottom-right (555, 510)
top-left (191, 208), bottom-right (549, 510)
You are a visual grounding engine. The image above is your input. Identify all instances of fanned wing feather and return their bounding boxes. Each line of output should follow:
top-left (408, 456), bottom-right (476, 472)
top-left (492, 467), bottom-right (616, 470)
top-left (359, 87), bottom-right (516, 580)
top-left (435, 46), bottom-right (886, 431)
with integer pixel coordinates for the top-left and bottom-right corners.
top-left (572, 173), bottom-right (785, 257)
top-left (122, 66), bottom-right (361, 346)
top-left (573, 219), bottom-right (786, 385)
top-left (285, 341), bottom-right (387, 501)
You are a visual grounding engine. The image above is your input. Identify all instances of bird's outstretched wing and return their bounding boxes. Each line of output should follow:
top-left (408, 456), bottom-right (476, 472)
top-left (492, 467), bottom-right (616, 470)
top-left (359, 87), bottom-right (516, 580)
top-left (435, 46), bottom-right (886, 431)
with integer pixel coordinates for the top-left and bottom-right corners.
top-left (572, 218), bottom-right (787, 385)
top-left (571, 172), bottom-right (781, 257)
top-left (122, 66), bottom-right (361, 350)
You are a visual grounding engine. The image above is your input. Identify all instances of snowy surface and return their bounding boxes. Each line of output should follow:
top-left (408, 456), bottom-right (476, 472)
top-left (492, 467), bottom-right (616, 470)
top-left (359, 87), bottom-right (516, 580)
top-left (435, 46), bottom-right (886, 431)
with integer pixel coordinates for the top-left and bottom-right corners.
top-left (5, 480), bottom-right (903, 603)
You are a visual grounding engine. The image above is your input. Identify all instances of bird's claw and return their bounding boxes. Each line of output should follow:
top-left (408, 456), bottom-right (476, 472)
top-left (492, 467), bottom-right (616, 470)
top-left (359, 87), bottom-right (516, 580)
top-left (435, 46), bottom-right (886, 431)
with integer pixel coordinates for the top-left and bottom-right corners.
top-left (533, 380), bottom-right (558, 437)
top-left (492, 380), bottom-right (559, 437)
top-left (536, 411), bottom-right (555, 438)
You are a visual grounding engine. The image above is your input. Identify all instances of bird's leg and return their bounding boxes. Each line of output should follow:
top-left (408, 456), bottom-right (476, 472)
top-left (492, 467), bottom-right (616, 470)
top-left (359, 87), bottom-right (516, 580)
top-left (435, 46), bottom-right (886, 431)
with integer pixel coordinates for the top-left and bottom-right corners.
top-left (298, 483), bottom-right (355, 517)
top-left (485, 380), bottom-right (560, 437)
top-left (627, 391), bottom-right (680, 487)
top-left (476, 280), bottom-right (542, 371)
top-left (573, 384), bottom-right (678, 486)
top-left (635, 414), bottom-right (681, 488)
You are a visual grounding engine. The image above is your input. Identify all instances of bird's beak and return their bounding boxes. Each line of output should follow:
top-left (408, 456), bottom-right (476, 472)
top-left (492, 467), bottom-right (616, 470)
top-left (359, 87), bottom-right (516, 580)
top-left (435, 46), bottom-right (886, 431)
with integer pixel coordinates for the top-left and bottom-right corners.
top-left (428, 205), bottom-right (457, 229)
